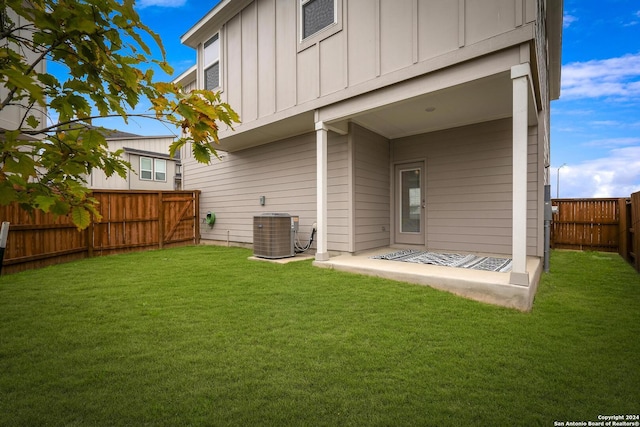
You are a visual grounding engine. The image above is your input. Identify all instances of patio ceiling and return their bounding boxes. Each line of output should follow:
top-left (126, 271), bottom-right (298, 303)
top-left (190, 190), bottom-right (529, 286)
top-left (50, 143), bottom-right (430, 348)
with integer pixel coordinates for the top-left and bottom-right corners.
top-left (332, 71), bottom-right (515, 140)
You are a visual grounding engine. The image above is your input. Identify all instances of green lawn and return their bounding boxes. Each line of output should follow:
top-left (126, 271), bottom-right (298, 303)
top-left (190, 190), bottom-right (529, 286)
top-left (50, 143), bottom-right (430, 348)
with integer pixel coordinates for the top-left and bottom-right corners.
top-left (1, 247), bottom-right (638, 426)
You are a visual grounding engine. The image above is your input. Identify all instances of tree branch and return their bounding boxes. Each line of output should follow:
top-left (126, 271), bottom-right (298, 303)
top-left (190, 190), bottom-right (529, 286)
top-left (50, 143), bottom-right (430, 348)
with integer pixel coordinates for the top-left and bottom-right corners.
top-left (0, 113), bottom-right (178, 136)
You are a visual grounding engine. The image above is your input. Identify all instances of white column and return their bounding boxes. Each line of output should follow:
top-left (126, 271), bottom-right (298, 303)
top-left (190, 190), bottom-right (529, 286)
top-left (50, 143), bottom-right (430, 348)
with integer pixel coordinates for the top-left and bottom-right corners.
top-left (510, 64), bottom-right (530, 286)
top-left (315, 121), bottom-right (329, 261)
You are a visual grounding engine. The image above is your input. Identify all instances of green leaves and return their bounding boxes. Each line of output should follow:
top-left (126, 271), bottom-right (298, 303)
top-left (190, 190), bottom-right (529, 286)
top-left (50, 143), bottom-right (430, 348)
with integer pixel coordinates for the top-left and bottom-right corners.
top-left (158, 87), bottom-right (241, 163)
top-left (1, 0), bottom-right (240, 230)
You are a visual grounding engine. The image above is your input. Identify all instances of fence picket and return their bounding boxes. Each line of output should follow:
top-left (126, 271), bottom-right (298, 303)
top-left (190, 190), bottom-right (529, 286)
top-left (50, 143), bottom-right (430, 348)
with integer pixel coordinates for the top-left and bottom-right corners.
top-left (551, 198), bottom-right (624, 252)
top-left (0, 190), bottom-right (200, 274)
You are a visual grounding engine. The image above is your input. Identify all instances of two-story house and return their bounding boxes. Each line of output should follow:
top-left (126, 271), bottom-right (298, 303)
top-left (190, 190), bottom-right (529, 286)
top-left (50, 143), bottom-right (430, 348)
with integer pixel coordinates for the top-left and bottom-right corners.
top-left (176, 0), bottom-right (562, 307)
top-left (87, 131), bottom-right (182, 191)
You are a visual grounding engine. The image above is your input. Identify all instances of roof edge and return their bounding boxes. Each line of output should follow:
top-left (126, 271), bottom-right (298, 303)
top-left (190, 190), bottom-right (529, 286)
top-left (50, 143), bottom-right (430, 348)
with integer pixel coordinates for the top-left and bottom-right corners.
top-left (173, 64), bottom-right (197, 86)
top-left (181, 0), bottom-right (253, 48)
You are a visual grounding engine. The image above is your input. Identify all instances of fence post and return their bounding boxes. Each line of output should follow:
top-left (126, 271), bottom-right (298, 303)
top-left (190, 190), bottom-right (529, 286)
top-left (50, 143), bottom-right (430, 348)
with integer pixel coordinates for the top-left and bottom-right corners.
top-left (618, 198), bottom-right (629, 262)
top-left (632, 192), bottom-right (640, 273)
top-left (0, 222), bottom-right (9, 275)
top-left (158, 192), bottom-right (164, 249)
top-left (194, 191), bottom-right (201, 245)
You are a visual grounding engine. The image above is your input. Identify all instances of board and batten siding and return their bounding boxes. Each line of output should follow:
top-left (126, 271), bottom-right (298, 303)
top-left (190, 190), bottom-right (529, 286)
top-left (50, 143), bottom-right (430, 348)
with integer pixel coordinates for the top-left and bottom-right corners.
top-left (214, 0), bottom-right (538, 130)
top-left (352, 124), bottom-right (391, 252)
top-left (392, 118), bottom-right (539, 256)
top-left (183, 132), bottom-right (349, 251)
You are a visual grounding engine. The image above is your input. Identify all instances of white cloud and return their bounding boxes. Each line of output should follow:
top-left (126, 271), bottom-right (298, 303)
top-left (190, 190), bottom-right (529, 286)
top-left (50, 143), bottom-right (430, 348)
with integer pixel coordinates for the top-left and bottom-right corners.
top-left (561, 53), bottom-right (640, 100)
top-left (553, 147), bottom-right (640, 198)
top-left (136, 0), bottom-right (187, 8)
top-left (583, 137), bottom-right (640, 148)
top-left (588, 120), bottom-right (621, 127)
top-left (563, 13), bottom-right (578, 28)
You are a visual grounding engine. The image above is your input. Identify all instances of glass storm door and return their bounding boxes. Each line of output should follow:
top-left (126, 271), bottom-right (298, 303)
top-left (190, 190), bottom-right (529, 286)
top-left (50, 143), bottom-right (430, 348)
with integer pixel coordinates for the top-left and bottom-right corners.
top-left (395, 162), bottom-right (425, 245)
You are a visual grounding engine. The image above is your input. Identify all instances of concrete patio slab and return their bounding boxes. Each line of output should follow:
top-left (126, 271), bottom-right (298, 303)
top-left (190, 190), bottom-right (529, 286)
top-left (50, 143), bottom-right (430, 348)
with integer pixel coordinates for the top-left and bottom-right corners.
top-left (313, 248), bottom-right (543, 311)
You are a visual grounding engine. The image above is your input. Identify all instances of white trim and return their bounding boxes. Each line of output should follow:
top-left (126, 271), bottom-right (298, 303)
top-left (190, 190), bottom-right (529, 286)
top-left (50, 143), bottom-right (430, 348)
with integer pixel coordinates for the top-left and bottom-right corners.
top-left (510, 63), bottom-right (530, 286)
top-left (315, 120), bottom-right (329, 261)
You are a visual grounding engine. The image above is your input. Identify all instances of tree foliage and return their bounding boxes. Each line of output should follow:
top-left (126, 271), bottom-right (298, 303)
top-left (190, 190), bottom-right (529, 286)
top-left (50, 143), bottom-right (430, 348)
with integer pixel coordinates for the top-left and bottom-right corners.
top-left (0, 0), bottom-right (239, 228)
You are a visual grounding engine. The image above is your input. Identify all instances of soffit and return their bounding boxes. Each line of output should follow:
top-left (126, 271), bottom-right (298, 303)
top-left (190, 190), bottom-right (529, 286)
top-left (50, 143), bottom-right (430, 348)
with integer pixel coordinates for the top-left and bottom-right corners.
top-left (340, 72), bottom-right (515, 140)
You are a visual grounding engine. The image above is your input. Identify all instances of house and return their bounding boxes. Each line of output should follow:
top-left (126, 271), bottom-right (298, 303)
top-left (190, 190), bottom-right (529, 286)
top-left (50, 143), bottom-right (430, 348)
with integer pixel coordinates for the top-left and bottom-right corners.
top-left (87, 131), bottom-right (182, 191)
top-left (175, 0), bottom-right (562, 303)
top-left (0, 7), bottom-right (47, 138)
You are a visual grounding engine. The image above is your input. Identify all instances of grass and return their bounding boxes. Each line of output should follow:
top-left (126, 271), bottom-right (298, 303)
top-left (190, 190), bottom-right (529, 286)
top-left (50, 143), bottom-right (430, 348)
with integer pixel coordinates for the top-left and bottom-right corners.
top-left (0, 247), bottom-right (639, 426)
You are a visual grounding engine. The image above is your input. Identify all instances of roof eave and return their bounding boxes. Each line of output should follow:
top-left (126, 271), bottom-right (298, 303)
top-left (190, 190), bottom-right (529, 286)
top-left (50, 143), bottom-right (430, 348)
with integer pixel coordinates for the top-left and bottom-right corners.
top-left (173, 64), bottom-right (197, 86)
top-left (181, 0), bottom-right (253, 49)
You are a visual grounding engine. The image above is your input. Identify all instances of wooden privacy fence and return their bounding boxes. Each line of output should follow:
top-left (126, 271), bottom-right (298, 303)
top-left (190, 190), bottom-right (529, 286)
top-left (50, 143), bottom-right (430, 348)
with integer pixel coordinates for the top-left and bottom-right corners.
top-left (551, 195), bottom-right (640, 273)
top-left (0, 190), bottom-right (200, 275)
top-left (551, 198), bottom-right (624, 252)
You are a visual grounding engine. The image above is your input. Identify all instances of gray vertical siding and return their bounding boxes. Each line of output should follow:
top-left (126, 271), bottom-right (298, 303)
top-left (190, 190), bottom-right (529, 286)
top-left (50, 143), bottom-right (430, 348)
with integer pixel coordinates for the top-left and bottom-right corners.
top-left (203, 0), bottom-right (538, 132)
top-left (182, 131), bottom-right (349, 251)
top-left (392, 119), bottom-right (539, 256)
top-left (352, 124), bottom-right (391, 252)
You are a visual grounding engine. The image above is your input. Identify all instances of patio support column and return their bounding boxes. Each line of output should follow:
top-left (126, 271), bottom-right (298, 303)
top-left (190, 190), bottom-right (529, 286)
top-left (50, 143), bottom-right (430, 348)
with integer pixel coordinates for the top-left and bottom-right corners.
top-left (315, 120), bottom-right (329, 262)
top-left (510, 64), bottom-right (531, 286)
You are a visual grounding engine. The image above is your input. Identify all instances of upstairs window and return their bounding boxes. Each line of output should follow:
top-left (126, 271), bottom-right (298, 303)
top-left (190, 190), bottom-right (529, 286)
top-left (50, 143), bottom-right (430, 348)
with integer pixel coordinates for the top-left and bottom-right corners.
top-left (301, 0), bottom-right (335, 40)
top-left (140, 157), bottom-right (167, 182)
top-left (154, 159), bottom-right (166, 181)
top-left (204, 33), bottom-right (220, 90)
top-left (140, 157), bottom-right (153, 180)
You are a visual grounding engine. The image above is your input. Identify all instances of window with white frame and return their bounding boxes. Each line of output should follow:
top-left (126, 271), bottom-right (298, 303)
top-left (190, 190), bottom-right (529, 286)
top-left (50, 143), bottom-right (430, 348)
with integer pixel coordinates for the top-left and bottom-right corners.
top-left (301, 0), bottom-right (335, 40)
top-left (140, 157), bottom-right (167, 182)
top-left (140, 157), bottom-right (153, 180)
top-left (154, 159), bottom-right (166, 181)
top-left (204, 33), bottom-right (220, 90)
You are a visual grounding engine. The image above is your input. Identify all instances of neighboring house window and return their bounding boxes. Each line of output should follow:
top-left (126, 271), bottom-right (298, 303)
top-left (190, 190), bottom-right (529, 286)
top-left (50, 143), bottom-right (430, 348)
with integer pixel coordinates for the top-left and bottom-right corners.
top-left (140, 157), bottom-right (153, 180)
top-left (204, 34), bottom-right (220, 90)
top-left (301, 0), bottom-right (335, 40)
top-left (155, 159), bottom-right (166, 181)
top-left (140, 157), bottom-right (167, 182)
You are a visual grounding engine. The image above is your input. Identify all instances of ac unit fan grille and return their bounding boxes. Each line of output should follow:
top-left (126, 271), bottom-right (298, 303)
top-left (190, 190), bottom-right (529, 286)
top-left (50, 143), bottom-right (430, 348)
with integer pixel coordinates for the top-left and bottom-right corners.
top-left (253, 214), bottom-right (294, 259)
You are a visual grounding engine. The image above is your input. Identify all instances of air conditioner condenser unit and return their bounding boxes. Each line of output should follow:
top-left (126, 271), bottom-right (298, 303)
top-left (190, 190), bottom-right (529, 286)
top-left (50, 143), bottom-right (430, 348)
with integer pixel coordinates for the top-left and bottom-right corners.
top-left (253, 213), bottom-right (298, 259)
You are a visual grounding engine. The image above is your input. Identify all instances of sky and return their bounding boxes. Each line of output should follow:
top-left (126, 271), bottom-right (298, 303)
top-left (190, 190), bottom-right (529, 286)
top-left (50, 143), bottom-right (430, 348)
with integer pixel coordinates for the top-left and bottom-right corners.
top-left (60, 0), bottom-right (640, 199)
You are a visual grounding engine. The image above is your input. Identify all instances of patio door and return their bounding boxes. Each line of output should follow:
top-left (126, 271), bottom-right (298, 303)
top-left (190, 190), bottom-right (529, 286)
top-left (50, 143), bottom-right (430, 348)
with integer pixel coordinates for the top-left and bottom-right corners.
top-left (394, 162), bottom-right (425, 245)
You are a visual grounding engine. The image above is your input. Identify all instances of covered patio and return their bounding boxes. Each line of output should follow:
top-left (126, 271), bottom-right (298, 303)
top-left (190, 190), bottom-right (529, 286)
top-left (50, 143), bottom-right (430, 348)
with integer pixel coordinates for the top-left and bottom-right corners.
top-left (314, 248), bottom-right (543, 311)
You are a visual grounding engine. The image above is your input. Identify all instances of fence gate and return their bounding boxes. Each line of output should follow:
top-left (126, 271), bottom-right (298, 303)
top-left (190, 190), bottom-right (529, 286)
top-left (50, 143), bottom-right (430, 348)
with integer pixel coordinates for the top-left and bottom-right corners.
top-left (160, 192), bottom-right (200, 248)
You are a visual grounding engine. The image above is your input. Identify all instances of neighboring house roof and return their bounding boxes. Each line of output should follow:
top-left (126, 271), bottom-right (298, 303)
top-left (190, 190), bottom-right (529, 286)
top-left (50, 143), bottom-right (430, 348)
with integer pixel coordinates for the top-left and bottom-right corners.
top-left (102, 129), bottom-right (143, 139)
top-left (105, 133), bottom-right (177, 141)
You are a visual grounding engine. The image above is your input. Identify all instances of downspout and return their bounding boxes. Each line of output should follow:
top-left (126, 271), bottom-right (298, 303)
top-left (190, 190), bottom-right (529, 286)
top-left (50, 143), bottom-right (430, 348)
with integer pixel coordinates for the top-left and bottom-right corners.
top-left (543, 184), bottom-right (551, 272)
